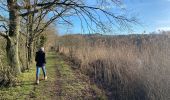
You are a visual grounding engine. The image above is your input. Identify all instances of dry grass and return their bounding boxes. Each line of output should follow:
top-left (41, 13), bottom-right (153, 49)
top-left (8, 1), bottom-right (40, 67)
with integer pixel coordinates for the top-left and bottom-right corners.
top-left (57, 34), bottom-right (170, 100)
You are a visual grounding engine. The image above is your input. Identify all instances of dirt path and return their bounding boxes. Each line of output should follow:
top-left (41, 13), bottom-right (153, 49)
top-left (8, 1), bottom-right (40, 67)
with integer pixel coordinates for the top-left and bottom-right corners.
top-left (28, 52), bottom-right (60, 100)
top-left (28, 52), bottom-right (105, 100)
top-left (55, 60), bottom-right (62, 99)
top-left (0, 52), bottom-right (107, 100)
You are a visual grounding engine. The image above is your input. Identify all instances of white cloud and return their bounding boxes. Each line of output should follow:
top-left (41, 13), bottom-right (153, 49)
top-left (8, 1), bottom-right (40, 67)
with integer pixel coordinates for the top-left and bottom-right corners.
top-left (156, 27), bottom-right (170, 31)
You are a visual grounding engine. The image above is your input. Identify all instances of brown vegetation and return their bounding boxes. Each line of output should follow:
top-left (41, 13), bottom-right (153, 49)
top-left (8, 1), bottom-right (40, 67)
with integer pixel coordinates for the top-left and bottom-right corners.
top-left (56, 33), bottom-right (170, 100)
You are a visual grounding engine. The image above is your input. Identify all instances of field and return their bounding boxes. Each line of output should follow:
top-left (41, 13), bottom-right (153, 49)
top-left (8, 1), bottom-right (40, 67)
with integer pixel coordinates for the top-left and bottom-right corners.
top-left (57, 33), bottom-right (170, 100)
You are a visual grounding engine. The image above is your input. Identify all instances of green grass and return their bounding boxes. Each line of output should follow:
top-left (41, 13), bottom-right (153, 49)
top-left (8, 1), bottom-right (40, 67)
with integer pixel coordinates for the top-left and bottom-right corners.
top-left (0, 52), bottom-right (57, 100)
top-left (0, 52), bottom-right (107, 100)
top-left (0, 67), bottom-right (35, 99)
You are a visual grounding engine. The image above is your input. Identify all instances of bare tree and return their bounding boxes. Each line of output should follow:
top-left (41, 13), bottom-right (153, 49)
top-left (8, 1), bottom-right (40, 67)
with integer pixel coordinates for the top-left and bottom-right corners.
top-left (0, 0), bottom-right (137, 76)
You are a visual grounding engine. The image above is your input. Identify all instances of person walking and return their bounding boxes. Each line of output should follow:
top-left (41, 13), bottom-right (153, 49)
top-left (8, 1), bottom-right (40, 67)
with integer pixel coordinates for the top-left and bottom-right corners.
top-left (35, 47), bottom-right (47, 84)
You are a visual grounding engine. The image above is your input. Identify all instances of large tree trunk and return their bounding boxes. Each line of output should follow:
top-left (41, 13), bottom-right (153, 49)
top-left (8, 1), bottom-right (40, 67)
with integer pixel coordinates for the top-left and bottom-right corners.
top-left (26, 0), bottom-right (34, 67)
top-left (6, 38), bottom-right (21, 75)
top-left (7, 0), bottom-right (21, 76)
top-left (26, 36), bottom-right (34, 69)
top-left (27, 16), bottom-right (34, 66)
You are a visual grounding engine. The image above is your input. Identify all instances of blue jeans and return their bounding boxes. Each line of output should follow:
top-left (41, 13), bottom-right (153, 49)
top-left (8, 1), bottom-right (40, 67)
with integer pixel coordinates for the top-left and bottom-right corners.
top-left (36, 66), bottom-right (46, 79)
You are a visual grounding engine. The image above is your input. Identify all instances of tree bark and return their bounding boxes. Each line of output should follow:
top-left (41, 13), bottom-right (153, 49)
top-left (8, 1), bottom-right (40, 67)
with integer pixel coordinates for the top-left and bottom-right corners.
top-left (7, 0), bottom-right (21, 76)
top-left (28, 41), bottom-right (34, 64)
top-left (26, 0), bottom-right (34, 67)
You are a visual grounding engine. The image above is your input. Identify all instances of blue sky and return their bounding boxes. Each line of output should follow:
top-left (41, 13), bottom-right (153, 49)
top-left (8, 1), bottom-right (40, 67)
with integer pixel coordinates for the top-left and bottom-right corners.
top-left (58, 0), bottom-right (170, 35)
top-left (124, 0), bottom-right (170, 33)
top-left (1, 0), bottom-right (170, 35)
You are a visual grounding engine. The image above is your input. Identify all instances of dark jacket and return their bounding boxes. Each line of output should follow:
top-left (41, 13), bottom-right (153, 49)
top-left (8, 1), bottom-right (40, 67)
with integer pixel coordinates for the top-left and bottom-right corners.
top-left (35, 50), bottom-right (46, 67)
